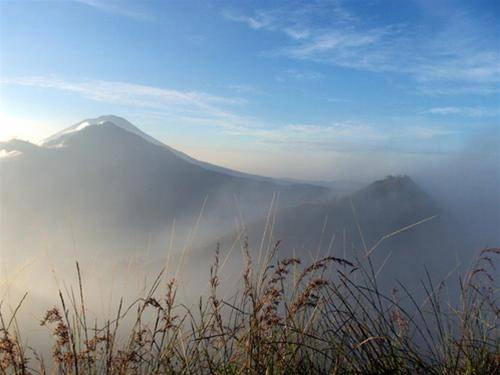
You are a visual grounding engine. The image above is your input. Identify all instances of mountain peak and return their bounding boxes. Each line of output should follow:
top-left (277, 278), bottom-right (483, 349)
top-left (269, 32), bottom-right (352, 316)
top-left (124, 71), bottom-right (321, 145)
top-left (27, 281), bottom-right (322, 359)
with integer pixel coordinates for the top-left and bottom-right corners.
top-left (39, 115), bottom-right (299, 184)
top-left (42, 115), bottom-right (164, 147)
top-left (353, 174), bottom-right (439, 215)
top-left (366, 175), bottom-right (418, 195)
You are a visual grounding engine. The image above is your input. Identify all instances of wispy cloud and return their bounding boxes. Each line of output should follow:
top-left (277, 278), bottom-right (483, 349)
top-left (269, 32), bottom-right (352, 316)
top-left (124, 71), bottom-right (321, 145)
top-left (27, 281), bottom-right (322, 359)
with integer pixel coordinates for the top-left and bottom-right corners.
top-left (2, 76), bottom-right (456, 152)
top-left (227, 84), bottom-right (264, 95)
top-left (326, 97), bottom-right (351, 104)
top-left (221, 9), bottom-right (274, 30)
top-left (226, 121), bottom-right (454, 151)
top-left (275, 69), bottom-right (324, 82)
top-left (423, 106), bottom-right (500, 118)
top-left (74, 0), bottom-right (153, 21)
top-left (2, 76), bottom-right (239, 106)
top-left (2, 76), bottom-right (252, 131)
top-left (223, 2), bottom-right (499, 95)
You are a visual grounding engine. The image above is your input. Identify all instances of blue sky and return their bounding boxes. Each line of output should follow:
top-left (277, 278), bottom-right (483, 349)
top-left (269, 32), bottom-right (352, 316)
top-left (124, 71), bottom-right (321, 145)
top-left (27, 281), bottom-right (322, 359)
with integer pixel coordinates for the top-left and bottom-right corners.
top-left (1, 0), bottom-right (498, 181)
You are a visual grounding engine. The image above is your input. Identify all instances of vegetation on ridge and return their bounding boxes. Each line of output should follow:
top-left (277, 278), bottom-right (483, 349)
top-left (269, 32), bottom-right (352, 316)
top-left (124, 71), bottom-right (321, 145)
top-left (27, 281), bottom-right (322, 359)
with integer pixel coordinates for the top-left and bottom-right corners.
top-left (1, 238), bottom-right (498, 374)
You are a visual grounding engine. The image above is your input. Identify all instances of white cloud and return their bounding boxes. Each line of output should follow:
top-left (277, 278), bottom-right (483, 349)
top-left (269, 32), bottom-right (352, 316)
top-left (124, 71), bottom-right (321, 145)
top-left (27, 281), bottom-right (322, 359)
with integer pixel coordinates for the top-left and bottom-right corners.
top-left (227, 84), bottom-right (264, 95)
top-left (275, 69), bottom-right (324, 82)
top-left (3, 76), bottom-right (240, 107)
top-left (404, 126), bottom-right (454, 140)
top-left (226, 121), bottom-right (454, 151)
top-left (74, 0), bottom-right (153, 21)
top-left (423, 107), bottom-right (500, 117)
top-left (221, 10), bottom-right (273, 30)
top-left (326, 97), bottom-right (350, 103)
top-left (2, 76), bottom-right (252, 132)
top-left (223, 3), bottom-right (499, 96)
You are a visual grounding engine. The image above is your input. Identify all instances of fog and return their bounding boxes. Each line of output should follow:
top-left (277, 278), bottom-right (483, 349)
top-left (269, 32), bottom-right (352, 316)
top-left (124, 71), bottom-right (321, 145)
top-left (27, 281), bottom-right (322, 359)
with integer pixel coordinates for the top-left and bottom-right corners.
top-left (416, 126), bottom-right (500, 247)
top-left (1, 117), bottom-right (499, 360)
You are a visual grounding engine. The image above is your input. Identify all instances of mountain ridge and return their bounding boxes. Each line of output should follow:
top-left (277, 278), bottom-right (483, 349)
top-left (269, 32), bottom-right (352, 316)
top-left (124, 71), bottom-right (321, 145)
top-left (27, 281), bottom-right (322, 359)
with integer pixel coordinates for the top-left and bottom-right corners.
top-left (35, 115), bottom-right (326, 189)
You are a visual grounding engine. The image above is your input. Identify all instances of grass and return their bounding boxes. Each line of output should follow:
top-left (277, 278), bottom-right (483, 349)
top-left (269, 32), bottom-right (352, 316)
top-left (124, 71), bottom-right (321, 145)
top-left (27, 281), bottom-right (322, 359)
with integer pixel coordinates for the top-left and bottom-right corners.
top-left (0, 239), bottom-right (498, 374)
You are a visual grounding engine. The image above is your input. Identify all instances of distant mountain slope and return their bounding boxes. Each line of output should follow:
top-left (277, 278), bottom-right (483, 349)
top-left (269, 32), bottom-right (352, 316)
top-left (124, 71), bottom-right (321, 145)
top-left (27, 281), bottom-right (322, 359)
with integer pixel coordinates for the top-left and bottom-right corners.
top-left (205, 175), bottom-right (462, 291)
top-left (1, 116), bottom-right (332, 258)
top-left (213, 175), bottom-right (441, 248)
